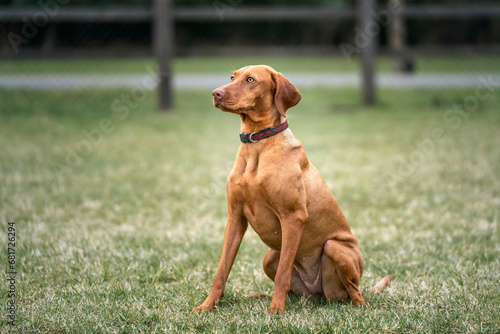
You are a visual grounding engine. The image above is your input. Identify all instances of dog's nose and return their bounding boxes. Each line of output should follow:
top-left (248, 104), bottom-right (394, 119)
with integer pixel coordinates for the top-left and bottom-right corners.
top-left (212, 88), bottom-right (226, 100)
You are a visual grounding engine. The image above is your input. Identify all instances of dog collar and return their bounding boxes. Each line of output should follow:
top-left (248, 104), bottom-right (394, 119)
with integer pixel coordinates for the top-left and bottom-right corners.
top-left (239, 120), bottom-right (289, 143)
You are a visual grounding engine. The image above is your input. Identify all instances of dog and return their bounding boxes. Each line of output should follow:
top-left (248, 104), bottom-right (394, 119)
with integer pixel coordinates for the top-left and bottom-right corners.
top-left (192, 65), bottom-right (392, 314)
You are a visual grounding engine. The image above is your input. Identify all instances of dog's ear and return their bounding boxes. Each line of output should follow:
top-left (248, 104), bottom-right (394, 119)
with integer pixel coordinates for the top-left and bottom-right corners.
top-left (273, 72), bottom-right (301, 118)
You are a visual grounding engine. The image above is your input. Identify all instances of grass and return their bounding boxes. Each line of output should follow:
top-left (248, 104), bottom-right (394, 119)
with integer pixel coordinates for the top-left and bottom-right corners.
top-left (0, 86), bottom-right (499, 333)
top-left (1, 55), bottom-right (500, 74)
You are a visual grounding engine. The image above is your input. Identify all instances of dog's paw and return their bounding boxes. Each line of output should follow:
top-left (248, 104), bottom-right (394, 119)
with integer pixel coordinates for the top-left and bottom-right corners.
top-left (191, 300), bottom-right (218, 314)
top-left (359, 301), bottom-right (371, 308)
top-left (266, 304), bottom-right (285, 314)
top-left (353, 299), bottom-right (370, 307)
top-left (191, 306), bottom-right (206, 314)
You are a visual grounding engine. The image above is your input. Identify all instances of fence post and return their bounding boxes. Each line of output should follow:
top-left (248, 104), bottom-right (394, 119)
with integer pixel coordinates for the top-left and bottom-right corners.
top-left (389, 0), bottom-right (413, 72)
top-left (358, 0), bottom-right (376, 105)
top-left (154, 0), bottom-right (173, 112)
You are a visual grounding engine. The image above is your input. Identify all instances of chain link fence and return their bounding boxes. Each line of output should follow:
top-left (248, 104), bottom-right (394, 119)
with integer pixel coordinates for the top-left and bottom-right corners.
top-left (1, 0), bottom-right (500, 106)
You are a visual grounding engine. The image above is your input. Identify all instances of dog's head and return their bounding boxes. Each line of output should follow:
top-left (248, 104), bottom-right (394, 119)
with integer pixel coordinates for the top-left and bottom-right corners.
top-left (212, 65), bottom-right (301, 119)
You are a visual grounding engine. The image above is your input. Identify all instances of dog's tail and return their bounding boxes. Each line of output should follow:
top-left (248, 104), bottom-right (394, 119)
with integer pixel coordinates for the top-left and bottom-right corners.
top-left (371, 275), bottom-right (394, 293)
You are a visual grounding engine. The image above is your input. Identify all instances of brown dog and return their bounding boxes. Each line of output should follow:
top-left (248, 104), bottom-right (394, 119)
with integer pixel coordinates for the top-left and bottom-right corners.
top-left (193, 65), bottom-right (382, 314)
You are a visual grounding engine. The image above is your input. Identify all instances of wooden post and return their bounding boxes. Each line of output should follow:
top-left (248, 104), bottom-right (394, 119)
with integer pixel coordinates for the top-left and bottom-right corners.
top-left (154, 0), bottom-right (173, 112)
top-left (389, 0), bottom-right (413, 73)
top-left (41, 24), bottom-right (57, 57)
top-left (358, 0), bottom-right (376, 105)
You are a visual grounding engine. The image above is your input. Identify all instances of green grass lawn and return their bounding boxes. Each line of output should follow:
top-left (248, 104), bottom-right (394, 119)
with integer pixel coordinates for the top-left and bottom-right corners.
top-left (0, 86), bottom-right (499, 333)
top-left (1, 55), bottom-right (500, 74)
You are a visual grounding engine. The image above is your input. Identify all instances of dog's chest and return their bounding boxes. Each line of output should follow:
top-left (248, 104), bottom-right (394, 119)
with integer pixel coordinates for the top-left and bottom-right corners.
top-left (228, 162), bottom-right (283, 250)
top-left (229, 156), bottom-right (274, 202)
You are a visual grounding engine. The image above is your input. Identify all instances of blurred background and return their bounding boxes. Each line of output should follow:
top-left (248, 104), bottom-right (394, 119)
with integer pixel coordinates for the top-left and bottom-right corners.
top-left (1, 0), bottom-right (499, 107)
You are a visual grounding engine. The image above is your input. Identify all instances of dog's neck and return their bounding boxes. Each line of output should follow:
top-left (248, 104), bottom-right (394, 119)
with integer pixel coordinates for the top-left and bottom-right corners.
top-left (239, 112), bottom-right (286, 134)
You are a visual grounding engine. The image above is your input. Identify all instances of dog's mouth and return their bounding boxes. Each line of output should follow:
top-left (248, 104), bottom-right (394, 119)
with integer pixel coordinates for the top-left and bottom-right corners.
top-left (213, 98), bottom-right (229, 111)
top-left (213, 97), bottom-right (241, 113)
top-left (213, 97), bottom-right (224, 108)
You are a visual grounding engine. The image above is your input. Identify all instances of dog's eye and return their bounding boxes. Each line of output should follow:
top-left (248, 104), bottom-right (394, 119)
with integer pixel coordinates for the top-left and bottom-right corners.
top-left (230, 76), bottom-right (234, 81)
top-left (246, 77), bottom-right (255, 83)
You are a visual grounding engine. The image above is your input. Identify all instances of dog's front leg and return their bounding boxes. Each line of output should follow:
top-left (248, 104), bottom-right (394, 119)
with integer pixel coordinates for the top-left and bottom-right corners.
top-left (192, 209), bottom-right (247, 313)
top-left (267, 211), bottom-right (307, 314)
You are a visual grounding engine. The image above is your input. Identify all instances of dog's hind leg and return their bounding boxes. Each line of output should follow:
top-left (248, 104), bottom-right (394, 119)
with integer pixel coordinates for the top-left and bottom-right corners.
top-left (321, 239), bottom-right (366, 305)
